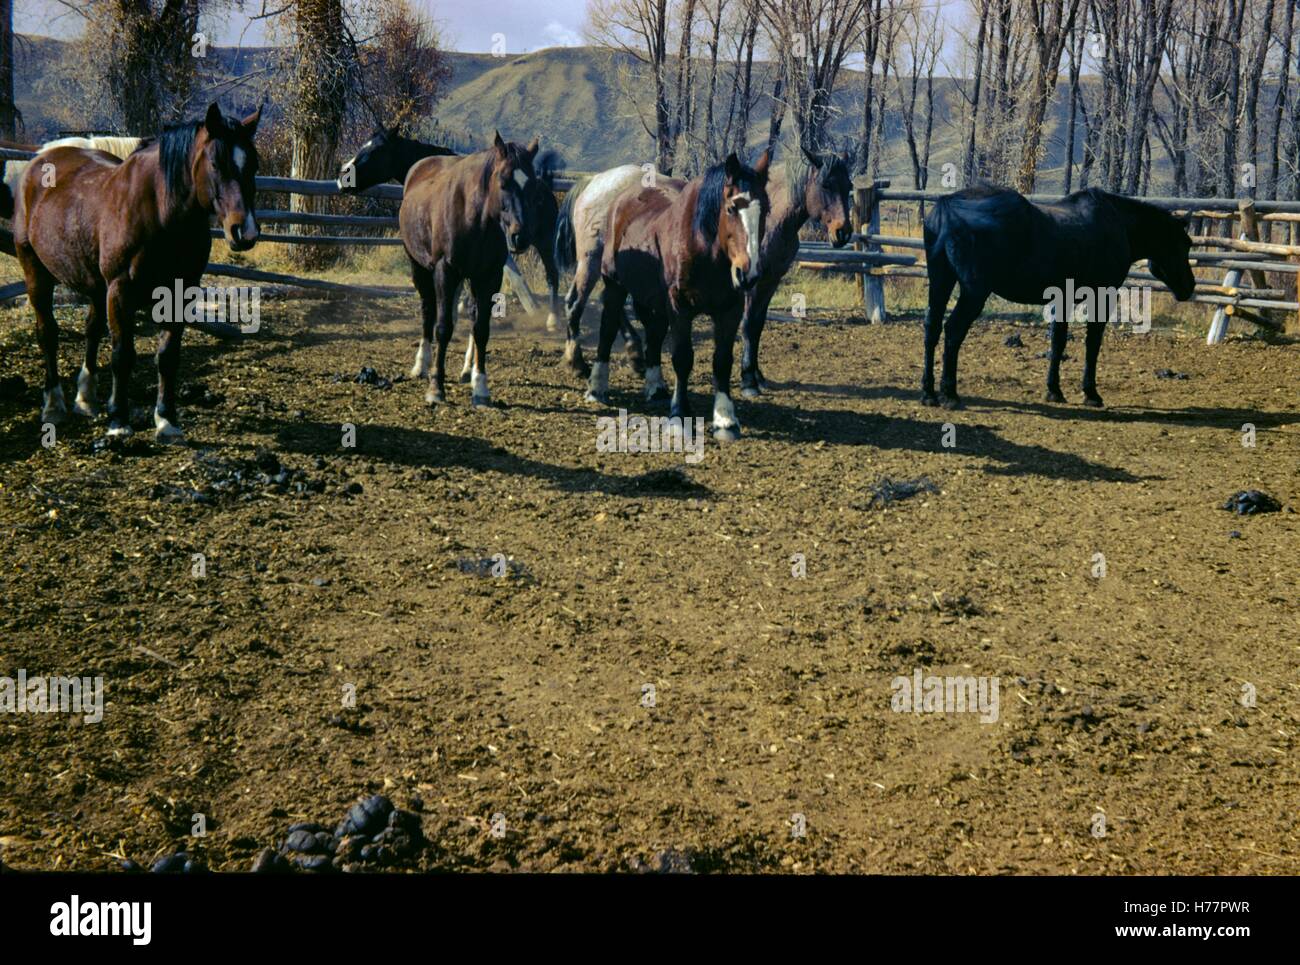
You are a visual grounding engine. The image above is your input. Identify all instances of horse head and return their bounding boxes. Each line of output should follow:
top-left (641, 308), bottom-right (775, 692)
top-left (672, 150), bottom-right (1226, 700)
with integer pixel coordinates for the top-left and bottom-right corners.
top-left (195, 103), bottom-right (260, 252)
top-left (490, 131), bottom-right (540, 254)
top-left (1146, 210), bottom-right (1196, 302)
top-left (716, 150), bottom-right (770, 290)
top-left (801, 147), bottom-right (854, 248)
top-left (338, 125), bottom-right (399, 194)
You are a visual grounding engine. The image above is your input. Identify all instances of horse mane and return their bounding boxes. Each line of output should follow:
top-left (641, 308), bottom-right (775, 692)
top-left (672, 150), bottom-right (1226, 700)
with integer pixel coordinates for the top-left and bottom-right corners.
top-left (477, 140), bottom-right (536, 193)
top-left (693, 156), bottom-right (763, 243)
top-left (139, 122), bottom-right (201, 210)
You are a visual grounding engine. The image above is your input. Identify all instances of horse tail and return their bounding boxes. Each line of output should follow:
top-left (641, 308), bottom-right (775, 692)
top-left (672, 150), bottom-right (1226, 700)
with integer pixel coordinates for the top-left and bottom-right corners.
top-left (923, 194), bottom-right (949, 258)
top-left (553, 175), bottom-right (588, 275)
top-left (0, 178), bottom-right (12, 220)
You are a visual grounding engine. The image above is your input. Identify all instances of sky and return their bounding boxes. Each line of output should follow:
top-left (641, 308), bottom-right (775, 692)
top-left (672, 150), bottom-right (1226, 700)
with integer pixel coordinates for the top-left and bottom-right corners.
top-left (16, 0), bottom-right (595, 53)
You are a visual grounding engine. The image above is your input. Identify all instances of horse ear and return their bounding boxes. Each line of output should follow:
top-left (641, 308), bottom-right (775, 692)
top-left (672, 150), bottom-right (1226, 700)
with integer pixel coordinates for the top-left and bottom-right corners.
top-left (801, 146), bottom-right (822, 169)
top-left (493, 130), bottom-right (508, 160)
top-left (754, 149), bottom-right (771, 181)
top-left (204, 103), bottom-right (227, 137)
top-left (241, 107), bottom-right (262, 134)
top-left (724, 152), bottom-right (742, 184)
top-left (526, 136), bottom-right (540, 160)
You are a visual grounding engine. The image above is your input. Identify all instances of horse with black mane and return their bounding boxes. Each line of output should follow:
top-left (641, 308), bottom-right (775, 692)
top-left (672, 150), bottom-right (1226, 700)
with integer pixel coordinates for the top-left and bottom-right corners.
top-left (922, 184), bottom-right (1196, 409)
top-left (398, 131), bottom-right (540, 407)
top-left (10, 104), bottom-right (260, 442)
top-left (589, 151), bottom-right (770, 441)
top-left (339, 125), bottom-right (564, 336)
top-left (738, 148), bottom-right (854, 398)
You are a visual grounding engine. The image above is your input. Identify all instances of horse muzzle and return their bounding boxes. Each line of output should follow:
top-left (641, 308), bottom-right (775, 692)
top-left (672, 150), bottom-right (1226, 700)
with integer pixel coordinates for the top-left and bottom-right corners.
top-left (732, 265), bottom-right (759, 291)
top-left (226, 220), bottom-right (259, 252)
top-left (506, 231), bottom-right (528, 254)
top-left (831, 225), bottom-right (852, 248)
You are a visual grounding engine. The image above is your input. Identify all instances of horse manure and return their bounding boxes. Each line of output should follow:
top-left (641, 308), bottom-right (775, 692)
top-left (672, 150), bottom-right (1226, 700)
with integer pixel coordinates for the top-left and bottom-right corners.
top-left (864, 476), bottom-right (938, 508)
top-left (334, 366), bottom-right (393, 390)
top-left (1222, 490), bottom-right (1281, 515)
top-left (1003, 333), bottom-right (1024, 348)
top-left (1154, 368), bottom-right (1189, 380)
top-left (149, 851), bottom-right (204, 874)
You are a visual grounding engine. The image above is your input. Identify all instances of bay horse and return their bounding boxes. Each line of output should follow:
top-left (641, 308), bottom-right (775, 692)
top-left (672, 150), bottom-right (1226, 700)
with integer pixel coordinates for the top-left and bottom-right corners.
top-left (739, 149), bottom-right (854, 398)
top-left (399, 132), bottom-right (540, 407)
top-left (553, 163), bottom-right (685, 378)
top-left (11, 104), bottom-right (260, 441)
top-left (338, 125), bottom-right (564, 335)
top-left (589, 151), bottom-right (770, 441)
top-left (923, 185), bottom-right (1196, 409)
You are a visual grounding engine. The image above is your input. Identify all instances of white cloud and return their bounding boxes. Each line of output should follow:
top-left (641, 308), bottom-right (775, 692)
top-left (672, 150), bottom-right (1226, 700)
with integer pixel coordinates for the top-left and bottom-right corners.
top-left (540, 21), bottom-right (582, 48)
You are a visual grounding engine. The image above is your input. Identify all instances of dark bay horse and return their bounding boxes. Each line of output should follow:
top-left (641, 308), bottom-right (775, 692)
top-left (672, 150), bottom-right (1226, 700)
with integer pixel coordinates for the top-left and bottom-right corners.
top-left (12, 104), bottom-right (260, 441)
top-left (590, 151), bottom-right (770, 441)
top-left (339, 125), bottom-right (564, 333)
top-left (399, 132), bottom-right (540, 407)
top-left (923, 185), bottom-right (1196, 409)
top-left (739, 149), bottom-right (854, 398)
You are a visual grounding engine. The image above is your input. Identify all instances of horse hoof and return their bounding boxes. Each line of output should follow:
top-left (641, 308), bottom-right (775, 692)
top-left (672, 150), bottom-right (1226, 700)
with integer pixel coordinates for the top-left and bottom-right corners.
top-left (741, 385), bottom-right (761, 400)
top-left (40, 408), bottom-right (66, 426)
top-left (73, 399), bottom-right (99, 418)
top-left (545, 313), bottom-right (560, 333)
top-left (626, 356), bottom-right (647, 378)
top-left (154, 427), bottom-right (186, 445)
top-left (714, 425), bottom-right (741, 444)
top-left (1083, 395), bottom-right (1104, 408)
top-left (425, 389), bottom-right (445, 405)
top-left (920, 393), bottom-right (938, 407)
top-left (569, 362), bottom-right (592, 380)
top-left (106, 424), bottom-right (133, 439)
top-left (1044, 389), bottom-right (1066, 403)
top-left (940, 396), bottom-right (963, 411)
top-left (584, 390), bottom-right (609, 406)
top-left (648, 386), bottom-right (671, 403)
top-left (471, 395), bottom-right (492, 409)
top-left (459, 371), bottom-right (472, 384)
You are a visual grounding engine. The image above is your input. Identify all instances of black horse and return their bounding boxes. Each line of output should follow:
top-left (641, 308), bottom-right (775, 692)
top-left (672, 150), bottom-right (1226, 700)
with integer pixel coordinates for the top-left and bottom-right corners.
top-left (338, 125), bottom-right (565, 331)
top-left (922, 185), bottom-right (1197, 409)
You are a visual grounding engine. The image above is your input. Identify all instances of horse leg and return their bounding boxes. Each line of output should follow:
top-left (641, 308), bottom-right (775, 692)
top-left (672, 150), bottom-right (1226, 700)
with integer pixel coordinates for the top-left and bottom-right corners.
top-left (153, 322), bottom-right (185, 443)
top-left (636, 300), bottom-right (669, 403)
top-left (105, 279), bottom-right (137, 437)
top-left (540, 238), bottom-right (562, 332)
top-left (22, 255), bottom-right (65, 425)
top-left (585, 279), bottom-right (625, 405)
top-left (668, 309), bottom-right (695, 421)
top-left (428, 262), bottom-right (460, 405)
top-left (711, 305), bottom-right (743, 441)
top-left (922, 254), bottom-right (957, 406)
top-left (460, 339), bottom-right (476, 384)
top-left (74, 290), bottom-right (107, 418)
top-left (619, 305), bottom-right (646, 377)
top-left (740, 284), bottom-right (774, 399)
top-left (409, 259), bottom-right (436, 379)
top-left (467, 269), bottom-right (502, 408)
top-left (1081, 321), bottom-right (1106, 408)
top-left (1045, 318), bottom-right (1069, 403)
top-left (937, 290), bottom-right (987, 410)
top-left (563, 248), bottom-right (600, 378)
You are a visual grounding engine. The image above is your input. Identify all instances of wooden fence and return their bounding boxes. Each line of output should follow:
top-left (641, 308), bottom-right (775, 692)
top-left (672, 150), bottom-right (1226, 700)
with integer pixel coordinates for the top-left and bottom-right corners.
top-left (3, 142), bottom-right (1296, 341)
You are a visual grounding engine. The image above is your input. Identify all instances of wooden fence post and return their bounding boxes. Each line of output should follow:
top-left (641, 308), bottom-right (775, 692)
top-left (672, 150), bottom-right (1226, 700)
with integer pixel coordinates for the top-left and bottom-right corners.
top-left (858, 179), bottom-right (888, 323)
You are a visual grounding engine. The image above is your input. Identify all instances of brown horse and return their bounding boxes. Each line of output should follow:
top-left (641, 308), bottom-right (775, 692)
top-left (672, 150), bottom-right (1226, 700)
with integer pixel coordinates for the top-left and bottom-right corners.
top-left (588, 151), bottom-right (770, 440)
top-left (401, 132), bottom-right (540, 407)
top-left (12, 104), bottom-right (260, 442)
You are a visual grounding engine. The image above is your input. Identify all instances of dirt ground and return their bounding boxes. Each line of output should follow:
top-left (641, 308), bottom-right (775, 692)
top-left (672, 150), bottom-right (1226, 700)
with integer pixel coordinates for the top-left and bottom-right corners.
top-left (0, 290), bottom-right (1297, 874)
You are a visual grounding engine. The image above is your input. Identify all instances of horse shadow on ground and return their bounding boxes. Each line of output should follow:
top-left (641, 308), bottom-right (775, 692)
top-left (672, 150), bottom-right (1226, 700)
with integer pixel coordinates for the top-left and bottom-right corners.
top-left (736, 395), bottom-right (1149, 483)
top-left (789, 380), bottom-right (1298, 433)
top-left (272, 417), bottom-right (712, 500)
